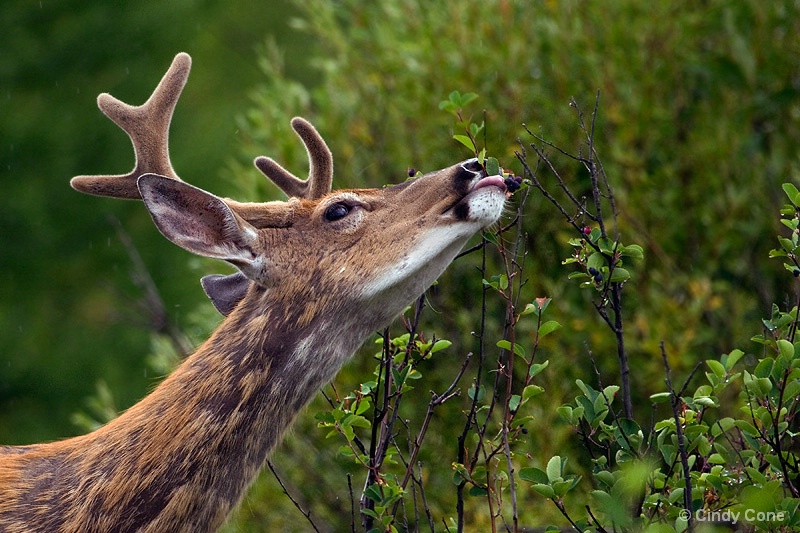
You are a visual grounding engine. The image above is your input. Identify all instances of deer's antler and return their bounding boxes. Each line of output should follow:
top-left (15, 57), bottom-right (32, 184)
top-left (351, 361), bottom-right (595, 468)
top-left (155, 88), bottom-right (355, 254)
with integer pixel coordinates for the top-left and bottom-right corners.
top-left (254, 117), bottom-right (333, 200)
top-left (70, 53), bottom-right (191, 199)
top-left (71, 52), bottom-right (333, 205)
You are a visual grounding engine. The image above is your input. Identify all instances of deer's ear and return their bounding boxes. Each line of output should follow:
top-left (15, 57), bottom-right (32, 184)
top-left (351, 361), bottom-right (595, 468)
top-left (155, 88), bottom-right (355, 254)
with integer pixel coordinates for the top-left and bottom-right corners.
top-left (138, 174), bottom-right (259, 269)
top-left (201, 272), bottom-right (250, 316)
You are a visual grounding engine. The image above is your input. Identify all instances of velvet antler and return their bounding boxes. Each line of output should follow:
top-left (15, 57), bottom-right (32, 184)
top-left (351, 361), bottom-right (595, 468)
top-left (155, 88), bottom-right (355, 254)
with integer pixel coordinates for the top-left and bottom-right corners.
top-left (70, 52), bottom-right (333, 207)
top-left (254, 117), bottom-right (333, 200)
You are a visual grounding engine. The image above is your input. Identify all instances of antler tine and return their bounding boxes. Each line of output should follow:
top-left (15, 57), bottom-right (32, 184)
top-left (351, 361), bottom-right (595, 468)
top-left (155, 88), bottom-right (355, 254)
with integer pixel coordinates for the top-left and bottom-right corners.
top-left (253, 117), bottom-right (333, 200)
top-left (70, 53), bottom-right (191, 199)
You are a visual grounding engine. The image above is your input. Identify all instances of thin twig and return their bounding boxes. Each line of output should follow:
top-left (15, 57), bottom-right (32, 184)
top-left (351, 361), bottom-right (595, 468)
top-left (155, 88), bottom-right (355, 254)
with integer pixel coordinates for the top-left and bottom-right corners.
top-left (348, 473), bottom-right (356, 533)
top-left (108, 215), bottom-right (193, 356)
top-left (267, 460), bottom-right (322, 533)
top-left (660, 343), bottom-right (694, 532)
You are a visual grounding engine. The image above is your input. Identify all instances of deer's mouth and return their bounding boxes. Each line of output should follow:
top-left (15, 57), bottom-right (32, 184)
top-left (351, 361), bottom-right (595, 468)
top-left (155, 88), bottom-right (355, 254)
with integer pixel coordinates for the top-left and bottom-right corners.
top-left (444, 172), bottom-right (507, 223)
top-left (471, 175), bottom-right (507, 192)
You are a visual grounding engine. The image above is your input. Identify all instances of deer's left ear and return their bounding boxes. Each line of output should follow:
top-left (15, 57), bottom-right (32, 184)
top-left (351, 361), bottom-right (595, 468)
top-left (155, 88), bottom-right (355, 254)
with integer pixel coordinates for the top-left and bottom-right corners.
top-left (138, 174), bottom-right (260, 271)
top-left (201, 272), bottom-right (250, 316)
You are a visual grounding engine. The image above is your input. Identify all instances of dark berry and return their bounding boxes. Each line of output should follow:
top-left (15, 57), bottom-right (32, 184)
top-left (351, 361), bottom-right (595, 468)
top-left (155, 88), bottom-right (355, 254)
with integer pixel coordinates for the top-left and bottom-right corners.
top-left (407, 168), bottom-right (417, 178)
top-left (794, 269), bottom-right (800, 278)
top-left (504, 174), bottom-right (523, 193)
top-left (594, 274), bottom-right (603, 283)
top-left (588, 267), bottom-right (599, 276)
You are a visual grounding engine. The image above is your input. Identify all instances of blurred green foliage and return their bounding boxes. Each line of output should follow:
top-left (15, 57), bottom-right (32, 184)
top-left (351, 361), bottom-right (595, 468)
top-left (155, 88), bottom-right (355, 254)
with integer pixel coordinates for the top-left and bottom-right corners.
top-left (3, 0), bottom-right (800, 531)
top-left (0, 0), bottom-right (302, 442)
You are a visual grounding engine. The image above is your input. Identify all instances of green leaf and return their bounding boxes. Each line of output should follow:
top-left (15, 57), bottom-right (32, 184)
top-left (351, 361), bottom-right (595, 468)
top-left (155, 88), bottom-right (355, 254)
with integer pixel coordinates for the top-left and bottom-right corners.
top-left (756, 377), bottom-right (772, 394)
top-left (783, 183), bottom-right (800, 206)
top-left (784, 379), bottom-right (800, 399)
top-left (469, 121), bottom-right (483, 137)
top-left (364, 483), bottom-right (384, 503)
top-left (609, 267), bottom-right (631, 283)
top-left (597, 237), bottom-right (615, 254)
top-left (538, 320), bottom-right (562, 338)
top-left (668, 487), bottom-right (684, 504)
top-left (360, 381), bottom-right (377, 394)
top-left (595, 470), bottom-right (615, 488)
top-left (592, 489), bottom-right (614, 508)
top-left (355, 399), bottom-right (371, 415)
top-left (711, 417), bottom-right (735, 437)
top-left (438, 100), bottom-right (458, 114)
top-left (781, 218), bottom-right (800, 230)
top-left (460, 92), bottom-right (479, 106)
top-left (557, 405), bottom-right (576, 424)
top-left (575, 379), bottom-right (597, 400)
top-left (529, 360), bottom-right (550, 378)
top-left (315, 411), bottom-right (335, 424)
top-left (649, 392), bottom-right (672, 403)
top-left (779, 237), bottom-right (796, 253)
top-left (722, 349), bottom-right (744, 371)
top-left (430, 339), bottom-right (452, 353)
top-left (360, 509), bottom-right (380, 520)
top-left (706, 359), bottom-right (726, 380)
top-left (468, 486), bottom-right (488, 497)
top-left (342, 413), bottom-right (371, 429)
top-left (735, 419), bottom-right (760, 437)
top-left (754, 358), bottom-right (774, 379)
top-left (568, 272), bottom-right (591, 281)
top-left (519, 467), bottom-right (549, 484)
top-left (620, 244), bottom-right (644, 259)
top-left (778, 339), bottom-right (795, 360)
top-left (587, 252), bottom-right (605, 271)
top-left (602, 385), bottom-right (619, 403)
top-left (468, 384), bottom-right (485, 402)
top-left (531, 484), bottom-right (556, 498)
top-left (552, 479), bottom-right (576, 497)
top-left (496, 339), bottom-right (526, 357)
top-left (523, 384), bottom-right (544, 400)
top-left (694, 396), bottom-right (717, 408)
top-left (486, 156), bottom-right (500, 176)
top-left (451, 462), bottom-right (470, 485)
top-left (453, 134), bottom-right (476, 152)
top-left (498, 274), bottom-right (509, 290)
top-left (509, 394), bottom-right (521, 412)
top-left (546, 456), bottom-right (563, 482)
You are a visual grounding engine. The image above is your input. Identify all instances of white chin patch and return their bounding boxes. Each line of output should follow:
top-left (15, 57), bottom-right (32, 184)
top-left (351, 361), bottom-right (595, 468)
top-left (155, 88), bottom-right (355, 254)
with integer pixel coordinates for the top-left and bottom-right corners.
top-left (465, 187), bottom-right (506, 227)
top-left (360, 225), bottom-right (474, 301)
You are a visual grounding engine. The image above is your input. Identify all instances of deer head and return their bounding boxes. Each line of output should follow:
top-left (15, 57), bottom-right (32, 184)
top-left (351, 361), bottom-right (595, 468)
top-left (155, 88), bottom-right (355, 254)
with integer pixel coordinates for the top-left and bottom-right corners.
top-left (70, 53), bottom-right (508, 325)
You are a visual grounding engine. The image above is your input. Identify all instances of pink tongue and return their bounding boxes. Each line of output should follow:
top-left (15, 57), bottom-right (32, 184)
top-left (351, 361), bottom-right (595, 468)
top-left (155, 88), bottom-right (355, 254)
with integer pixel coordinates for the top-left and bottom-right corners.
top-left (473, 175), bottom-right (507, 191)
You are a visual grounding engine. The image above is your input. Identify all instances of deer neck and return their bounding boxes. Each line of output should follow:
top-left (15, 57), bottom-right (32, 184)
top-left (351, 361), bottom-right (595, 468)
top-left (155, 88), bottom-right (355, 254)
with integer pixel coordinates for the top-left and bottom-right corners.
top-left (114, 284), bottom-right (366, 528)
top-left (6, 285), bottom-right (370, 532)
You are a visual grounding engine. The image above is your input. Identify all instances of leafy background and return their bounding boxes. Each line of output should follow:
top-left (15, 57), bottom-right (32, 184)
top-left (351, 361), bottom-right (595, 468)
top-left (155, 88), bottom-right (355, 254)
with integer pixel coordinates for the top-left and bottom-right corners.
top-left (2, 0), bottom-right (799, 530)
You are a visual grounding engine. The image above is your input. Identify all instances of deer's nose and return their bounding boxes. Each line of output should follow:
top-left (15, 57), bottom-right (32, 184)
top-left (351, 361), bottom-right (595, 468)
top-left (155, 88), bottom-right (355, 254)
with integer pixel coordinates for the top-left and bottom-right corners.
top-left (456, 158), bottom-right (486, 182)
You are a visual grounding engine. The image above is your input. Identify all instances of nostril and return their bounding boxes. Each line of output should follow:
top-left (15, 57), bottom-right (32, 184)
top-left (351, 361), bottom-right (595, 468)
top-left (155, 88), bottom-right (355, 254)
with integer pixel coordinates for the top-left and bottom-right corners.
top-left (462, 158), bottom-right (483, 172)
top-left (457, 158), bottom-right (486, 181)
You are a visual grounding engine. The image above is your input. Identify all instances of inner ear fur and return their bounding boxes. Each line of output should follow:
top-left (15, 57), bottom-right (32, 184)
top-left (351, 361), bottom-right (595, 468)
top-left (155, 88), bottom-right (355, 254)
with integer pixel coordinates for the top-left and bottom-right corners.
top-left (137, 174), bottom-right (259, 266)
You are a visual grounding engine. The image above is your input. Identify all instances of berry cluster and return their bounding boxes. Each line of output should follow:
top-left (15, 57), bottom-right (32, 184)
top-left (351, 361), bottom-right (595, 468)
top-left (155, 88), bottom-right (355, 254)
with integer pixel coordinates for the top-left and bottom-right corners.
top-left (588, 267), bottom-right (603, 284)
top-left (504, 174), bottom-right (523, 193)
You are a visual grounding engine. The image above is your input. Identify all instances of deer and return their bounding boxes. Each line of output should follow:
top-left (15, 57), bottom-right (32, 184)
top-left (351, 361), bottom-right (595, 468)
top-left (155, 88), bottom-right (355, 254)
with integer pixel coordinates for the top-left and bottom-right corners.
top-left (0, 53), bottom-right (508, 532)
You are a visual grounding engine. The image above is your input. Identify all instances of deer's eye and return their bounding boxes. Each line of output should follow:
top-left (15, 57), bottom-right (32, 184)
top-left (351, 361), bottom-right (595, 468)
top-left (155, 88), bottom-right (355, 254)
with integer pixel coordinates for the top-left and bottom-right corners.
top-left (324, 202), bottom-right (351, 222)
